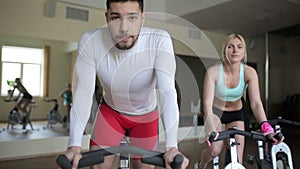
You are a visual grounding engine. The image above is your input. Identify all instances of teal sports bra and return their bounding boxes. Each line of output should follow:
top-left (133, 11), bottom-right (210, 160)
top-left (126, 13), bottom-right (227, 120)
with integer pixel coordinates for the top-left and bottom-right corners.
top-left (215, 63), bottom-right (247, 102)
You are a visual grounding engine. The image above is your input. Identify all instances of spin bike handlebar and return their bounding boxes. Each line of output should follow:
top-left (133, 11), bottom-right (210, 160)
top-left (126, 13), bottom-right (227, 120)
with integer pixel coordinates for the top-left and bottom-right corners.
top-left (268, 116), bottom-right (300, 128)
top-left (208, 127), bottom-right (284, 144)
top-left (56, 144), bottom-right (183, 169)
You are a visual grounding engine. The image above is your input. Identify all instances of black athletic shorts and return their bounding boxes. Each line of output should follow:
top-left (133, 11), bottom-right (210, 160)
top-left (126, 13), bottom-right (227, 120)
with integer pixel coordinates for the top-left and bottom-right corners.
top-left (213, 106), bottom-right (244, 124)
top-left (23, 93), bottom-right (33, 100)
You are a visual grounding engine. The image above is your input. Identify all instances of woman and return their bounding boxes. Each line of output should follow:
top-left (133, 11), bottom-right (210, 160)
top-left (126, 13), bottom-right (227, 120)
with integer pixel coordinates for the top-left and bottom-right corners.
top-left (9, 78), bottom-right (33, 113)
top-left (195, 34), bottom-right (283, 169)
top-left (59, 83), bottom-right (72, 122)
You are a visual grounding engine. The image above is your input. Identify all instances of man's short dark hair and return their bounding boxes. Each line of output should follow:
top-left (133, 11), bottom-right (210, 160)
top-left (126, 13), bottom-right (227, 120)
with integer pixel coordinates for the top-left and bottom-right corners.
top-left (106, 0), bottom-right (144, 12)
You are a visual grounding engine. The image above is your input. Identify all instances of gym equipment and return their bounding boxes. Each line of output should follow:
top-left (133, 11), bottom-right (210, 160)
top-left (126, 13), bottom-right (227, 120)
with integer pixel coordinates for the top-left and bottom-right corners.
top-left (248, 117), bottom-right (300, 169)
top-left (44, 98), bottom-right (67, 128)
top-left (57, 130), bottom-right (183, 169)
top-left (4, 98), bottom-right (36, 130)
top-left (209, 127), bottom-right (283, 169)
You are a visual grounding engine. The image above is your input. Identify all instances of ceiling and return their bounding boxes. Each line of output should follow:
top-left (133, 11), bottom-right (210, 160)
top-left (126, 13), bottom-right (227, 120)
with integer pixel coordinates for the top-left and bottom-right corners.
top-left (173, 0), bottom-right (300, 37)
top-left (60, 0), bottom-right (300, 38)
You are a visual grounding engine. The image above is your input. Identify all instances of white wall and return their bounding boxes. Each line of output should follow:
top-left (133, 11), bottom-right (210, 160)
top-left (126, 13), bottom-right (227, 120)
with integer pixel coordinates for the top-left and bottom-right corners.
top-left (0, 0), bottom-right (106, 42)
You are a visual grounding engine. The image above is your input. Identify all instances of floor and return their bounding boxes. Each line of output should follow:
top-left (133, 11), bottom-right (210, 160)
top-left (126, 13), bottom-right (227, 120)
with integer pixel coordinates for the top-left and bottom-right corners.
top-left (0, 121), bottom-right (299, 169)
top-left (0, 121), bottom-right (68, 142)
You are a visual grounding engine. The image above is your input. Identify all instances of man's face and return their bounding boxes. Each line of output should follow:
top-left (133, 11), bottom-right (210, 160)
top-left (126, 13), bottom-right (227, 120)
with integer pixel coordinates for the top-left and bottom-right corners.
top-left (106, 1), bottom-right (145, 50)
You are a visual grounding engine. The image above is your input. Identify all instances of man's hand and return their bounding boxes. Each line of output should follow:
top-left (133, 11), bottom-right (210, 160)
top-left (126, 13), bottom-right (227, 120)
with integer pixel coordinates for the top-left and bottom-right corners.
top-left (57, 146), bottom-right (82, 169)
top-left (164, 147), bottom-right (189, 169)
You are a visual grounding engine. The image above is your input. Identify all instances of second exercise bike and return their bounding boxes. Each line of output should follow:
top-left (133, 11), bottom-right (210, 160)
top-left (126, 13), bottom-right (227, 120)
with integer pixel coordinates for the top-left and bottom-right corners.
top-left (44, 98), bottom-right (67, 128)
top-left (208, 127), bottom-right (283, 169)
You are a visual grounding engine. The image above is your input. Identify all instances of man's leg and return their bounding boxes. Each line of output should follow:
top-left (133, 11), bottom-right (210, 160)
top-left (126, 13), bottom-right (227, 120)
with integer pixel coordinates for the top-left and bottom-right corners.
top-left (129, 111), bottom-right (158, 169)
top-left (89, 103), bottom-right (125, 168)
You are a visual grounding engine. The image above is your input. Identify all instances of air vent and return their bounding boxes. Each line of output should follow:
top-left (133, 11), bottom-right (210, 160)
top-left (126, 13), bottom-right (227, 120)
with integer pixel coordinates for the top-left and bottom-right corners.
top-left (66, 7), bottom-right (89, 22)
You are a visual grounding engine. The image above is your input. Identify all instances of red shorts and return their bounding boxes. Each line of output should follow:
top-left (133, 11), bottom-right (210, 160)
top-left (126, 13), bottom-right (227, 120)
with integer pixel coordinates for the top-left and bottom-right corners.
top-left (90, 102), bottom-right (159, 151)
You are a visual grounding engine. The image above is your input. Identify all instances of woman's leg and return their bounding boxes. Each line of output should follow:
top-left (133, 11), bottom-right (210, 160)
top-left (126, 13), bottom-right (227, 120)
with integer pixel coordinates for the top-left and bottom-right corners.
top-left (199, 114), bottom-right (223, 169)
top-left (17, 99), bottom-right (29, 113)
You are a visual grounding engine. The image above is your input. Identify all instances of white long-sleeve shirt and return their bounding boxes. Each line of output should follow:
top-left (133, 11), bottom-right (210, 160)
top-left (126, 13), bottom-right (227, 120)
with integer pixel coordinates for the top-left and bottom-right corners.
top-left (69, 26), bottom-right (179, 149)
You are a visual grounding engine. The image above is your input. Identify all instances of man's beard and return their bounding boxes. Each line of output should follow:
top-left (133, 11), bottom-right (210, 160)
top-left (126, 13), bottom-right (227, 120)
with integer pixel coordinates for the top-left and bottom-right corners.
top-left (115, 36), bottom-right (138, 50)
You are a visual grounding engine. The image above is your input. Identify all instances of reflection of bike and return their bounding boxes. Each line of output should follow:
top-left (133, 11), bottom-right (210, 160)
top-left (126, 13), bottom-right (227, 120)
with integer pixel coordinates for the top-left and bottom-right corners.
top-left (44, 98), bottom-right (67, 128)
top-left (248, 117), bottom-right (299, 169)
top-left (57, 130), bottom-right (183, 169)
top-left (5, 98), bottom-right (36, 130)
top-left (208, 127), bottom-right (283, 169)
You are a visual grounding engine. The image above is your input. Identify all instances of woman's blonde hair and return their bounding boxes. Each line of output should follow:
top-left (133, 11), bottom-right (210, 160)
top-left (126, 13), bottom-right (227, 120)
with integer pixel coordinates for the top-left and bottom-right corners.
top-left (221, 33), bottom-right (247, 63)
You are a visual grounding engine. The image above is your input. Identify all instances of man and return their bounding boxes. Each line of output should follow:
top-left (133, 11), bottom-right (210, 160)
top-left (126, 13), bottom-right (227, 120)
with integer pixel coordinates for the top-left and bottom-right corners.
top-left (58, 0), bottom-right (189, 169)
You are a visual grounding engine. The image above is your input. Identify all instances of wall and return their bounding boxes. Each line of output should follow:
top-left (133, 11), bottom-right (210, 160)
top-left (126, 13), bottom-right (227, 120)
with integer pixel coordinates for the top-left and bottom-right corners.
top-left (0, 0), bottom-right (106, 42)
top-left (247, 33), bottom-right (300, 119)
top-left (0, 0), bottom-right (228, 122)
top-left (268, 35), bottom-right (300, 118)
top-left (285, 36), bottom-right (300, 94)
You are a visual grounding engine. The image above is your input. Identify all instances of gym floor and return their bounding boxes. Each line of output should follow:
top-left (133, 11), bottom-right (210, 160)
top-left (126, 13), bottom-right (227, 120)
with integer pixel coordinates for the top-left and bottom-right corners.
top-left (0, 121), bottom-right (299, 169)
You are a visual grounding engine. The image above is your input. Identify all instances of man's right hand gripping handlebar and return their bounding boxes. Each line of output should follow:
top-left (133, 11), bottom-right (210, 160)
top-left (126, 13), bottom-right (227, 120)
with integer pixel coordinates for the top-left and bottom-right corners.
top-left (56, 146), bottom-right (189, 169)
top-left (163, 147), bottom-right (189, 169)
top-left (57, 146), bottom-right (82, 169)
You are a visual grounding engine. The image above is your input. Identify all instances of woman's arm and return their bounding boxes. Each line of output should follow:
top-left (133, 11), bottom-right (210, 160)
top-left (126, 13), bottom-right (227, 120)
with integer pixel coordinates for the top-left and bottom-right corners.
top-left (245, 66), bottom-right (267, 123)
top-left (202, 66), bottom-right (218, 134)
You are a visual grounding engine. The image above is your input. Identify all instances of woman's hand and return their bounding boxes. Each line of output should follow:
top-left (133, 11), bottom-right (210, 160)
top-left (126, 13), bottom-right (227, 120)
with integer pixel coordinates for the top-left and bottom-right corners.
top-left (206, 131), bottom-right (219, 146)
top-left (266, 133), bottom-right (285, 144)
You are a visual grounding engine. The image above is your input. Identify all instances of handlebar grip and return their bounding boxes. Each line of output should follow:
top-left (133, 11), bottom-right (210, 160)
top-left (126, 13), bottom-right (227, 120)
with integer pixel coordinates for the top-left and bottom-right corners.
top-left (56, 154), bottom-right (72, 169)
top-left (141, 154), bottom-right (165, 167)
top-left (274, 132), bottom-right (284, 141)
top-left (171, 154), bottom-right (184, 169)
top-left (77, 151), bottom-right (105, 168)
top-left (141, 153), bottom-right (183, 169)
top-left (56, 149), bottom-right (109, 169)
top-left (208, 131), bottom-right (217, 143)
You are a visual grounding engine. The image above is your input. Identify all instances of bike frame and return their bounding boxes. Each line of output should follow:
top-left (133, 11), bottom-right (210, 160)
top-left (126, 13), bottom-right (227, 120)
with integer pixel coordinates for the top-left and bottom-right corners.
top-left (210, 127), bottom-right (279, 169)
top-left (212, 134), bottom-right (246, 169)
top-left (255, 121), bottom-right (294, 169)
top-left (223, 137), bottom-right (245, 169)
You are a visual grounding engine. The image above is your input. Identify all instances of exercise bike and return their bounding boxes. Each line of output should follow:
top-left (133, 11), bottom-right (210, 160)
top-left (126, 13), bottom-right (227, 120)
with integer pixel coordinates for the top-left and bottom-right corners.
top-left (4, 98), bottom-right (36, 130)
top-left (247, 117), bottom-right (300, 169)
top-left (57, 130), bottom-right (184, 169)
top-left (44, 98), bottom-right (67, 128)
top-left (208, 127), bottom-right (283, 169)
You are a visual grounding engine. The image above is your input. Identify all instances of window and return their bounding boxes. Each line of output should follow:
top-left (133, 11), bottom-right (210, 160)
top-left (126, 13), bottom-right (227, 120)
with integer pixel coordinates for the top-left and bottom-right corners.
top-left (1, 46), bottom-right (45, 97)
